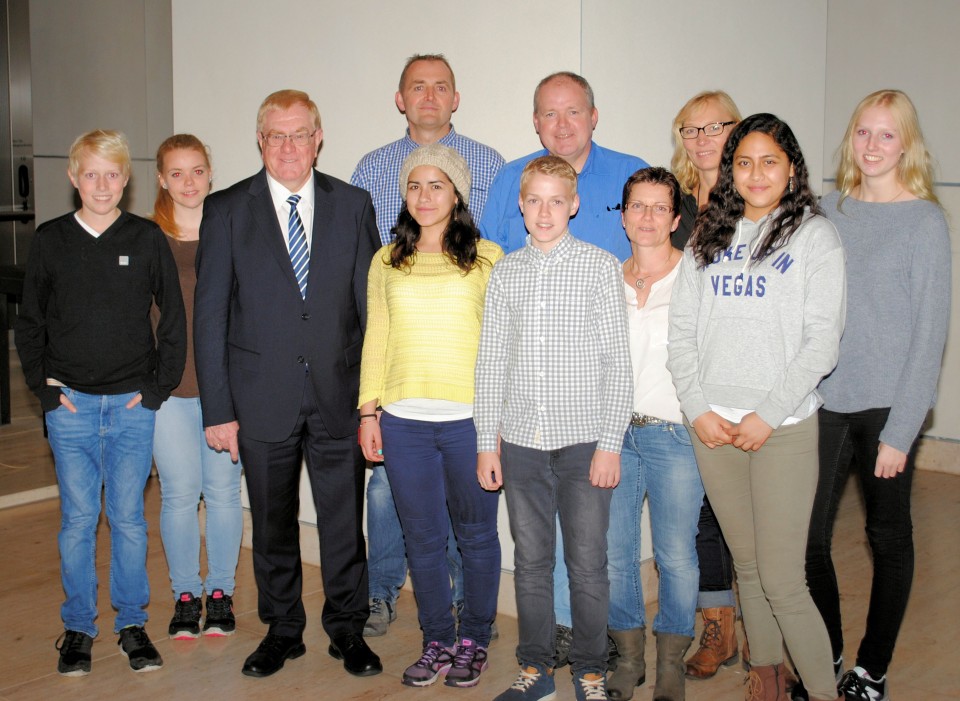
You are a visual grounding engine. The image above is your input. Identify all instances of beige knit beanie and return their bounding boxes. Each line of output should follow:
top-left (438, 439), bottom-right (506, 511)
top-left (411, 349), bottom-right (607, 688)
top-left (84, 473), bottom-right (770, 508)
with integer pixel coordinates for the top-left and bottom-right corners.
top-left (398, 144), bottom-right (471, 205)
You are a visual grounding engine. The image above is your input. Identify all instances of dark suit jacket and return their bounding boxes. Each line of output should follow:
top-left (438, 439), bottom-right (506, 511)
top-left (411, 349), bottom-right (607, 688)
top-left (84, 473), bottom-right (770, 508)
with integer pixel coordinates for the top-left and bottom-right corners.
top-left (194, 168), bottom-right (379, 443)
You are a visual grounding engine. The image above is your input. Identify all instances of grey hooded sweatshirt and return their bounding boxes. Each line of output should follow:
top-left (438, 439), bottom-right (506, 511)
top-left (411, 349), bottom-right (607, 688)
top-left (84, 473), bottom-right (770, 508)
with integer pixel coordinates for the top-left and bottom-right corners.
top-left (667, 208), bottom-right (846, 429)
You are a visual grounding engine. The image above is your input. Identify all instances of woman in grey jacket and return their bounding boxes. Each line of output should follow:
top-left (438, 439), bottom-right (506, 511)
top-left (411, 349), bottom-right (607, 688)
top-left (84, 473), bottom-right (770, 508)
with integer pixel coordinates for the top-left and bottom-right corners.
top-left (667, 113), bottom-right (846, 701)
top-left (799, 90), bottom-right (950, 701)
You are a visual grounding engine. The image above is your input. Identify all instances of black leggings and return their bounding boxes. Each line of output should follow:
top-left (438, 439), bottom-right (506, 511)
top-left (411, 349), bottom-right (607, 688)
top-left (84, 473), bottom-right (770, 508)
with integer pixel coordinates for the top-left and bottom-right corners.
top-left (805, 407), bottom-right (915, 678)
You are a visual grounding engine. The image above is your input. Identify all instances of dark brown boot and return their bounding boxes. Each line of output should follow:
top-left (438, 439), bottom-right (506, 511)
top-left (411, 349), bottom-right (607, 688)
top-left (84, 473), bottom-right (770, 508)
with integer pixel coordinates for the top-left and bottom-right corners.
top-left (606, 627), bottom-right (645, 701)
top-left (685, 607), bottom-right (738, 680)
top-left (653, 632), bottom-right (693, 701)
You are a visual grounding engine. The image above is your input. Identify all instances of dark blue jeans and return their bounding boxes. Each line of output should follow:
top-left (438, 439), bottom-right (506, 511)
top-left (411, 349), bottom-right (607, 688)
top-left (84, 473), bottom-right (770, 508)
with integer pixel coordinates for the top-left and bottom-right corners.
top-left (380, 412), bottom-right (500, 647)
top-left (806, 407), bottom-right (915, 678)
top-left (501, 440), bottom-right (612, 674)
top-left (365, 464), bottom-right (464, 606)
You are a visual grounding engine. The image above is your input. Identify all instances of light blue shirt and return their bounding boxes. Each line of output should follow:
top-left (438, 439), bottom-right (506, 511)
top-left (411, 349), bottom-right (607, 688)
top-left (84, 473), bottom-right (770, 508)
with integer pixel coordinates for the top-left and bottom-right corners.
top-left (479, 142), bottom-right (648, 260)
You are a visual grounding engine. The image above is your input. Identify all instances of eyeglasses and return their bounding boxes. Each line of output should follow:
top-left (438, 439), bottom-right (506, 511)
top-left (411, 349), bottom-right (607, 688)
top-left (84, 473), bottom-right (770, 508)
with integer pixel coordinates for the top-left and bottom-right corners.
top-left (624, 202), bottom-right (673, 216)
top-left (678, 121), bottom-right (737, 140)
top-left (261, 130), bottom-right (317, 148)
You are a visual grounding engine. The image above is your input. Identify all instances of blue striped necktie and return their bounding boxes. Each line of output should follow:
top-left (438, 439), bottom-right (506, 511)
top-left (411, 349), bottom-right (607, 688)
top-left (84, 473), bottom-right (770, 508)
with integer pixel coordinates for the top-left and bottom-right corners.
top-left (286, 194), bottom-right (309, 299)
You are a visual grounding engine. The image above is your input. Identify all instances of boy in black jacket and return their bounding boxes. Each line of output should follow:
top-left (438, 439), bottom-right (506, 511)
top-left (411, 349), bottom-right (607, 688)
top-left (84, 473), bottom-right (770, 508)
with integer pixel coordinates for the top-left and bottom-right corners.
top-left (15, 129), bottom-right (185, 676)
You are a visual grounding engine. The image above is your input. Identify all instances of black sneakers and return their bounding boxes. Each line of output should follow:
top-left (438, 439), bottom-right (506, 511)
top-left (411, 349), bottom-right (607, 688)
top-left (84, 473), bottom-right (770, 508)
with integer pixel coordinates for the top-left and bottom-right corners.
top-left (169, 592), bottom-right (202, 639)
top-left (203, 589), bottom-right (236, 636)
top-left (839, 666), bottom-right (890, 701)
top-left (56, 630), bottom-right (93, 676)
top-left (117, 625), bottom-right (163, 672)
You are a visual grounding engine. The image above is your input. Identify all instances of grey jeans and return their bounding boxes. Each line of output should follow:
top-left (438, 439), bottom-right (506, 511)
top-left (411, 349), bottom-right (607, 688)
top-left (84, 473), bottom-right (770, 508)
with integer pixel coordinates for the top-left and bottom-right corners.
top-left (501, 440), bottom-right (612, 674)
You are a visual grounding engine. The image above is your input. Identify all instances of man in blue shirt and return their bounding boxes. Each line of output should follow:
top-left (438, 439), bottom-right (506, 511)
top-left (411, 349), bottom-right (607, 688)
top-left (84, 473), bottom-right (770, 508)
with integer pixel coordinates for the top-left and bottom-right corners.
top-left (480, 71), bottom-right (649, 260)
top-left (350, 54), bottom-right (504, 638)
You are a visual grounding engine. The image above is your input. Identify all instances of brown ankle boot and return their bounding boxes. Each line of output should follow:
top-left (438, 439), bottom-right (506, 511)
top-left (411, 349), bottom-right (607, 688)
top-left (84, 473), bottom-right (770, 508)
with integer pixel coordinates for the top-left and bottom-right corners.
top-left (744, 664), bottom-right (790, 701)
top-left (607, 627), bottom-right (645, 701)
top-left (653, 632), bottom-right (693, 700)
top-left (742, 638), bottom-right (799, 693)
top-left (685, 607), bottom-right (738, 680)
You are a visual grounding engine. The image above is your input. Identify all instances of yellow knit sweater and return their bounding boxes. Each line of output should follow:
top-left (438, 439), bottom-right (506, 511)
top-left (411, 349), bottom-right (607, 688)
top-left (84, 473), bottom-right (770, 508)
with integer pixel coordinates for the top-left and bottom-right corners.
top-left (358, 238), bottom-right (503, 408)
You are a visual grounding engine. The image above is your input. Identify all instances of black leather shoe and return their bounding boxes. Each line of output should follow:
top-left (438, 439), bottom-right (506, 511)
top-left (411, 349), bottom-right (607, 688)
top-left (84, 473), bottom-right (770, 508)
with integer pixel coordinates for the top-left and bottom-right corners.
top-left (328, 633), bottom-right (382, 677)
top-left (241, 633), bottom-right (306, 677)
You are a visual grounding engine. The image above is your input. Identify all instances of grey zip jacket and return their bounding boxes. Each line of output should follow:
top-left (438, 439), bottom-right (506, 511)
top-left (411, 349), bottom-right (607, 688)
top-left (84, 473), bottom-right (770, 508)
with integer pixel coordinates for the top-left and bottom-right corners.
top-left (667, 208), bottom-right (846, 429)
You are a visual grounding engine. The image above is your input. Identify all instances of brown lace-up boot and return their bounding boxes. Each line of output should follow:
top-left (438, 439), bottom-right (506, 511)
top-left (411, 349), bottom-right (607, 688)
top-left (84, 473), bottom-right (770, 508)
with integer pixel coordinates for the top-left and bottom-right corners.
top-left (744, 663), bottom-right (790, 701)
top-left (685, 607), bottom-right (738, 679)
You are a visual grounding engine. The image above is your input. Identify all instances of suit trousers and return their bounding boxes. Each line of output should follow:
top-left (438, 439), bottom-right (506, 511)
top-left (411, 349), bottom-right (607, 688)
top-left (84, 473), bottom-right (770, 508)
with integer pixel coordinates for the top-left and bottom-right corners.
top-left (239, 375), bottom-right (369, 639)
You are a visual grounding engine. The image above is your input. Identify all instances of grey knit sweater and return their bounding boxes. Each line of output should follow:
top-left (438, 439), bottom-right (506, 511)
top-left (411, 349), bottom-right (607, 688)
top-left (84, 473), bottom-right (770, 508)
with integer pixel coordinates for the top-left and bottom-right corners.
top-left (818, 190), bottom-right (951, 453)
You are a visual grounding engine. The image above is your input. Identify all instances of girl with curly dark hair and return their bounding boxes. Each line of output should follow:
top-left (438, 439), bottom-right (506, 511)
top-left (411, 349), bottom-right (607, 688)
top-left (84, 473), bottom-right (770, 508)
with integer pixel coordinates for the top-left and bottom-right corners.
top-left (668, 114), bottom-right (846, 701)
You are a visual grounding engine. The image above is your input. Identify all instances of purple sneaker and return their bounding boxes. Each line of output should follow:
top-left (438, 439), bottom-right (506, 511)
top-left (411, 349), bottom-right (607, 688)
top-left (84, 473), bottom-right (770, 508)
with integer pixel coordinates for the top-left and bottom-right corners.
top-left (402, 641), bottom-right (455, 687)
top-left (444, 638), bottom-right (489, 687)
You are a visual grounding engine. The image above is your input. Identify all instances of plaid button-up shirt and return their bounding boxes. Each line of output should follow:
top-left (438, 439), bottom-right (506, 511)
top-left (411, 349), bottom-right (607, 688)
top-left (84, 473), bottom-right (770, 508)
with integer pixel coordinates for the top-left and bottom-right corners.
top-left (474, 233), bottom-right (632, 454)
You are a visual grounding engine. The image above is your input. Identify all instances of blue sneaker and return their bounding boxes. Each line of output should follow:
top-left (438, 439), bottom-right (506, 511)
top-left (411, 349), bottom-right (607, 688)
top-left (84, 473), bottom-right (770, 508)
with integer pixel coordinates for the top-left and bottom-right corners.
top-left (493, 663), bottom-right (557, 701)
top-left (402, 641), bottom-right (455, 687)
top-left (573, 670), bottom-right (608, 701)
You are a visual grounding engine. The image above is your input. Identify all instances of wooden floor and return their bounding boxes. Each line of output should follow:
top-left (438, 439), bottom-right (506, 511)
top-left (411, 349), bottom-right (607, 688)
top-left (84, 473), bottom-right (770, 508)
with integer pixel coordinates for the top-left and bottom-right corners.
top-left (2, 335), bottom-right (959, 700)
top-left (0, 351), bottom-right (56, 502)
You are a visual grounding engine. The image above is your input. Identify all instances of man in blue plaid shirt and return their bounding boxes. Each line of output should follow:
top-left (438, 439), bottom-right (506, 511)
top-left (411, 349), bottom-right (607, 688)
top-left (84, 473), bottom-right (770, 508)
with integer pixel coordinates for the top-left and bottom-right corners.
top-left (351, 53), bottom-right (504, 245)
top-left (350, 53), bottom-right (504, 637)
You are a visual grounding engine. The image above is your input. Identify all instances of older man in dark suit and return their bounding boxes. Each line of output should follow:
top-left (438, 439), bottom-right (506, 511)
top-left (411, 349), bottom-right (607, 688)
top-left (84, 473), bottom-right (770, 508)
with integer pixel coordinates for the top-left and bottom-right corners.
top-left (194, 89), bottom-right (381, 679)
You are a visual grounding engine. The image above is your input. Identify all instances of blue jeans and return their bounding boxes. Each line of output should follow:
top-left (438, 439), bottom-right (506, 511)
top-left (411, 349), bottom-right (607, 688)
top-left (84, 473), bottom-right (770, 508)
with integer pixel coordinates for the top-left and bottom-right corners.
top-left (366, 464), bottom-right (465, 605)
top-left (806, 407), bottom-right (914, 678)
top-left (380, 413), bottom-right (500, 646)
top-left (553, 426), bottom-right (709, 631)
top-left (46, 389), bottom-right (156, 637)
top-left (153, 395), bottom-right (243, 598)
top-left (501, 440), bottom-right (612, 674)
top-left (607, 423), bottom-right (703, 635)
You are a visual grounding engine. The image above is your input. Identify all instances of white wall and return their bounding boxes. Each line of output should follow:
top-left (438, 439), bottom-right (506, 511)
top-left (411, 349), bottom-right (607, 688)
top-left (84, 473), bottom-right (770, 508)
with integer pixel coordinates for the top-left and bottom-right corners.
top-left (583, 0), bottom-right (828, 184)
top-left (16, 0), bottom-right (957, 594)
top-left (30, 0), bottom-right (172, 221)
top-left (822, 0), bottom-right (960, 442)
top-left (170, 1), bottom-right (581, 190)
top-left (169, 0), bottom-right (845, 569)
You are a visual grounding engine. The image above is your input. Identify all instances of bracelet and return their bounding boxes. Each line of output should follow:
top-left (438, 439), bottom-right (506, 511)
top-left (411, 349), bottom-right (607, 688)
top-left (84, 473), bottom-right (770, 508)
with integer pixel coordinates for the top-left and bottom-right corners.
top-left (359, 413), bottom-right (377, 420)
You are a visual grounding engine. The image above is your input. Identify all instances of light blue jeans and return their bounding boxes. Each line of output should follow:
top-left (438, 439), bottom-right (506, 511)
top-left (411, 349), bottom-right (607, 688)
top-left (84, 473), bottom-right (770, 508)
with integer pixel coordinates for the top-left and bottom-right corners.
top-left (554, 423), bottom-right (703, 636)
top-left (153, 395), bottom-right (243, 598)
top-left (607, 423), bottom-right (703, 635)
top-left (46, 389), bottom-right (155, 637)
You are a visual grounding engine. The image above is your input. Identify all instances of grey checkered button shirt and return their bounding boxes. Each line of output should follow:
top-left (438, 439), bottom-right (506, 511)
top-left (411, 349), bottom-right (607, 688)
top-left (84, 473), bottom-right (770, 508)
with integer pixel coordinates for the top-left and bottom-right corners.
top-left (474, 232), bottom-right (633, 455)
